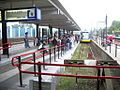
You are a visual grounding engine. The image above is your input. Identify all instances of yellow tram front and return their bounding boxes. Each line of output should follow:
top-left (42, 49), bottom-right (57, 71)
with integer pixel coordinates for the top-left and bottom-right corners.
top-left (80, 32), bottom-right (91, 43)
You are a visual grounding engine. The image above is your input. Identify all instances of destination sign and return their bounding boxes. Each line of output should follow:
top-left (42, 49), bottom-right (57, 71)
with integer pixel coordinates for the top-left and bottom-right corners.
top-left (5, 7), bottom-right (41, 21)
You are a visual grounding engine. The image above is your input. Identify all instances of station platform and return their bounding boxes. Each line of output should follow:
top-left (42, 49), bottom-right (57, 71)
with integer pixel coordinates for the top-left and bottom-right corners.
top-left (0, 42), bottom-right (39, 66)
top-left (0, 41), bottom-right (79, 90)
top-left (94, 37), bottom-right (120, 64)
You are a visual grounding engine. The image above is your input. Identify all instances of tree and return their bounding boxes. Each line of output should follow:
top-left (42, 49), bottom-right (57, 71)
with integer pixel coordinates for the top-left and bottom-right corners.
top-left (107, 20), bottom-right (120, 35)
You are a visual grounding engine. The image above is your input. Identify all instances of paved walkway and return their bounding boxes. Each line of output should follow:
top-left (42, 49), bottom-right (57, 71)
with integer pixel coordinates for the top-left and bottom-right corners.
top-left (0, 42), bottom-right (38, 66)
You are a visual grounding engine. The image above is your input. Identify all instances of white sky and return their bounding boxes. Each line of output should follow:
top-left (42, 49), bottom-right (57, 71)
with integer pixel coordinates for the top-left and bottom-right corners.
top-left (59, 0), bottom-right (120, 31)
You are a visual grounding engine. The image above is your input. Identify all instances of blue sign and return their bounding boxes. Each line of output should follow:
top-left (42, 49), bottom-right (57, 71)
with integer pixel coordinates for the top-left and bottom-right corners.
top-left (4, 7), bottom-right (41, 22)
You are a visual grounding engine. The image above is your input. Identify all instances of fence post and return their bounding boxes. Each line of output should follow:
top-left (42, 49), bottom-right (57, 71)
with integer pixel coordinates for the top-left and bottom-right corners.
top-left (33, 53), bottom-right (36, 76)
top-left (109, 44), bottom-right (111, 53)
top-left (97, 64), bottom-right (101, 90)
top-left (18, 56), bottom-right (23, 87)
top-left (0, 49), bottom-right (1, 61)
top-left (76, 72), bottom-right (78, 85)
top-left (115, 44), bottom-right (117, 57)
top-left (49, 49), bottom-right (51, 63)
top-left (63, 45), bottom-right (64, 55)
top-left (58, 46), bottom-right (59, 59)
top-left (43, 50), bottom-right (45, 70)
top-left (61, 45), bottom-right (62, 57)
top-left (54, 47), bottom-right (56, 62)
top-left (64, 44), bottom-right (66, 54)
top-left (102, 68), bottom-right (105, 82)
top-left (99, 37), bottom-right (100, 45)
top-left (38, 62), bottom-right (42, 90)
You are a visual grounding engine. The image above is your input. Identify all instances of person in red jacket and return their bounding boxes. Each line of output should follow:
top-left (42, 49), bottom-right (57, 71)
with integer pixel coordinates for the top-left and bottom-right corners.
top-left (109, 35), bottom-right (113, 42)
top-left (109, 35), bottom-right (113, 45)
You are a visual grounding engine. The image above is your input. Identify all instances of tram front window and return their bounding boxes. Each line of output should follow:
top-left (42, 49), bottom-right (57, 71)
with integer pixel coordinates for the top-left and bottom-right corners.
top-left (82, 33), bottom-right (89, 40)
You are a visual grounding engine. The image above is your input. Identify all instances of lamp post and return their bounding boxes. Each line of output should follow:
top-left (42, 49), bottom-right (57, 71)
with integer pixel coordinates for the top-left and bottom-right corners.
top-left (105, 14), bottom-right (108, 39)
top-left (105, 14), bottom-right (108, 50)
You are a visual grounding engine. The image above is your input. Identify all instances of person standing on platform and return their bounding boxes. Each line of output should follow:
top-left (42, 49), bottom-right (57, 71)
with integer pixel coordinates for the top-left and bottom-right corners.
top-left (48, 35), bottom-right (53, 50)
top-left (34, 37), bottom-right (38, 46)
top-left (52, 36), bottom-right (58, 46)
top-left (24, 32), bottom-right (30, 48)
top-left (109, 35), bottom-right (113, 45)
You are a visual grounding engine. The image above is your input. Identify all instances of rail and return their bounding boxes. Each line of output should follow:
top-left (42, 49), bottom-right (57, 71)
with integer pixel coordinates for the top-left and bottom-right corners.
top-left (18, 61), bottom-right (120, 90)
top-left (0, 43), bottom-right (12, 61)
top-left (0, 43), bottom-right (12, 50)
top-left (12, 44), bottom-right (65, 66)
top-left (19, 62), bottom-right (120, 79)
top-left (11, 44), bottom-right (66, 88)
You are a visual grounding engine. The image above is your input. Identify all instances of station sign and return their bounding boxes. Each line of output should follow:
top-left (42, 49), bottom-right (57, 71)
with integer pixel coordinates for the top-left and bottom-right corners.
top-left (0, 11), bottom-right (1, 21)
top-left (4, 7), bottom-right (41, 21)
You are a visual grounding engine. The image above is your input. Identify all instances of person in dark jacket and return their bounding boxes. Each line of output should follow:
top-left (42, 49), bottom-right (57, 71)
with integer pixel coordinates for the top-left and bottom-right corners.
top-left (38, 43), bottom-right (47, 53)
top-left (24, 32), bottom-right (30, 48)
top-left (52, 36), bottom-right (58, 46)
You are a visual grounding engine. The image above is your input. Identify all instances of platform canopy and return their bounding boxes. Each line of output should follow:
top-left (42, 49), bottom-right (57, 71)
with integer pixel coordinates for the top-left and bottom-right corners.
top-left (0, 0), bottom-right (81, 31)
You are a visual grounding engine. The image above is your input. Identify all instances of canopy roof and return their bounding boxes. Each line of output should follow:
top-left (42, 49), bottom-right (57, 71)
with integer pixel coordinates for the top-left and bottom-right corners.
top-left (0, 0), bottom-right (81, 31)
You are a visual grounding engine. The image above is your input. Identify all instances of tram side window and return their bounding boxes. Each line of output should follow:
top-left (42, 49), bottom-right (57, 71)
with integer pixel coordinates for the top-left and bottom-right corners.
top-left (7, 26), bottom-right (10, 38)
top-left (27, 28), bottom-right (31, 37)
top-left (32, 28), bottom-right (35, 37)
top-left (12, 27), bottom-right (19, 38)
top-left (20, 27), bottom-right (25, 37)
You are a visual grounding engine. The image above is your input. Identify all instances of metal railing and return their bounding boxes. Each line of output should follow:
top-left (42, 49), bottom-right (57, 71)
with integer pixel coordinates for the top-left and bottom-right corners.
top-left (94, 36), bottom-right (120, 58)
top-left (11, 44), bottom-right (66, 87)
top-left (0, 43), bottom-right (12, 50)
top-left (0, 43), bottom-right (12, 60)
top-left (18, 62), bottom-right (120, 90)
top-left (12, 44), bottom-right (65, 66)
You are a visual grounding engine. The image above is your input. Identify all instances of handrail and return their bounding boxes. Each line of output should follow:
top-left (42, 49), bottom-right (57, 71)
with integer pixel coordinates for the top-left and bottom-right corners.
top-left (18, 62), bottom-right (120, 79)
top-left (12, 44), bottom-right (65, 66)
top-left (0, 43), bottom-right (12, 50)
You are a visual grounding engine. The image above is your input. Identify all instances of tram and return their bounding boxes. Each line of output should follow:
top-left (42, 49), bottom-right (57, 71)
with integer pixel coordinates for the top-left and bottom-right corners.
top-left (80, 32), bottom-right (91, 43)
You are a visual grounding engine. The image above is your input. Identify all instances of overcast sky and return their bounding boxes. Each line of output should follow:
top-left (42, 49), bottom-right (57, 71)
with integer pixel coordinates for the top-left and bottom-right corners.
top-left (59, 0), bottom-right (120, 31)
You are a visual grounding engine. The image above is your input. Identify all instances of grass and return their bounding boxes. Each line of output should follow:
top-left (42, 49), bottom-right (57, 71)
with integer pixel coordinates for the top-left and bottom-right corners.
top-left (71, 44), bottom-right (81, 60)
top-left (56, 43), bottom-right (97, 90)
top-left (56, 44), bottom-right (82, 90)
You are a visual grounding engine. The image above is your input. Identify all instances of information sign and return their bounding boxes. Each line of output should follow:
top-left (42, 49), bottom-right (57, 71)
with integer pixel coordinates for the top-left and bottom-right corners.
top-left (5, 7), bottom-right (41, 21)
top-left (0, 11), bottom-right (1, 21)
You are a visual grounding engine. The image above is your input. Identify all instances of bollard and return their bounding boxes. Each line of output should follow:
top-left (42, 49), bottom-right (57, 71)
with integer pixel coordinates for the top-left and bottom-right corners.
top-left (38, 62), bottom-right (42, 90)
top-left (115, 44), bottom-right (117, 57)
top-left (18, 56), bottom-right (23, 87)
top-left (43, 50), bottom-right (45, 70)
top-left (33, 53), bottom-right (36, 76)
top-left (49, 49), bottom-right (51, 63)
